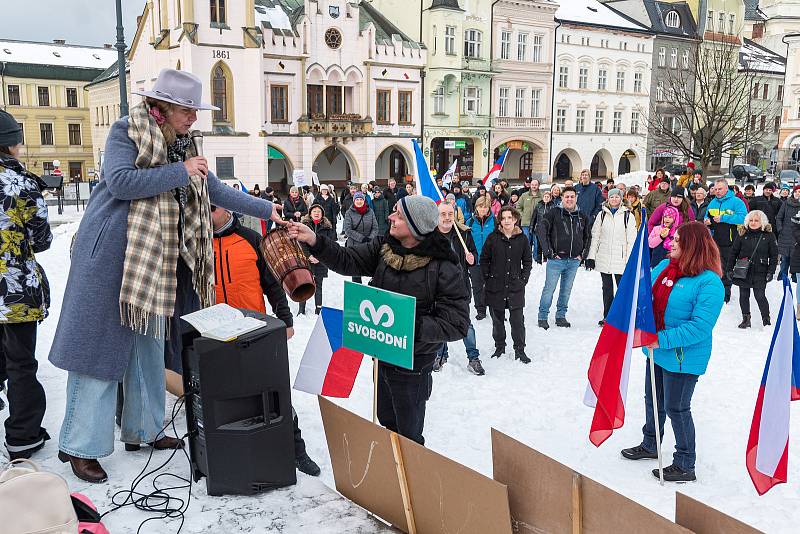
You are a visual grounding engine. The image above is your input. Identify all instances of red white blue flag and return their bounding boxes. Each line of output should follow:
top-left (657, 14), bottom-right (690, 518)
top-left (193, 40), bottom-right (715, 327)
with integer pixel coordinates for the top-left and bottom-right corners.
top-left (746, 277), bottom-right (800, 495)
top-left (293, 307), bottom-right (364, 398)
top-left (481, 149), bottom-right (508, 187)
top-left (585, 208), bottom-right (658, 446)
top-left (412, 139), bottom-right (445, 203)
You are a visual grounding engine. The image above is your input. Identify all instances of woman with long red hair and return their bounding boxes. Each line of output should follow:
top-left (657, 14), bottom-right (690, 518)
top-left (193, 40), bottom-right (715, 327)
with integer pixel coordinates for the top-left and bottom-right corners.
top-left (621, 221), bottom-right (724, 482)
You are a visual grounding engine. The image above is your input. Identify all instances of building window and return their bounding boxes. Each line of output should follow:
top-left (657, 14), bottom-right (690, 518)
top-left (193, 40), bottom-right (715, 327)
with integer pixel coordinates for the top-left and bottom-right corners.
top-left (498, 87), bottom-right (509, 117)
top-left (462, 86), bottom-right (481, 114)
top-left (656, 81), bottom-right (664, 101)
top-left (500, 30), bottom-right (511, 60)
top-left (433, 85), bottom-right (445, 114)
top-left (210, 0), bottom-right (226, 24)
top-left (750, 115), bottom-right (757, 131)
top-left (760, 115), bottom-right (766, 131)
top-left (682, 50), bottom-right (689, 69)
top-left (307, 85), bottom-right (323, 115)
top-left (665, 11), bottom-right (680, 28)
top-left (7, 85), bottom-right (20, 106)
top-left (216, 157), bottom-right (234, 178)
top-left (37, 86), bottom-right (50, 107)
top-left (753, 83), bottom-right (759, 100)
top-left (530, 89), bottom-right (541, 117)
top-left (270, 85), bottom-right (288, 123)
top-left (658, 47), bottom-right (665, 67)
top-left (69, 162), bottom-right (82, 181)
top-left (613, 111), bottom-right (622, 133)
top-left (634, 72), bottom-right (643, 93)
top-left (670, 48), bottom-right (677, 68)
top-left (556, 108), bottom-right (566, 132)
top-left (775, 116), bottom-right (781, 133)
top-left (631, 111), bottom-right (639, 134)
top-left (68, 124), bottom-right (81, 145)
top-left (616, 71), bottom-right (625, 92)
top-left (464, 29), bottom-right (482, 59)
top-left (598, 68), bottom-right (607, 90)
top-left (398, 91), bottom-right (412, 125)
top-left (578, 67), bottom-right (588, 90)
top-left (532, 34), bottom-right (543, 62)
top-left (595, 110), bottom-right (604, 133)
top-left (729, 13), bottom-right (735, 34)
top-left (39, 123), bottom-right (53, 145)
top-left (377, 89), bottom-right (391, 124)
top-left (17, 123), bottom-right (24, 145)
top-left (576, 109), bottom-right (585, 132)
top-left (708, 11), bottom-right (714, 30)
top-left (324, 28), bottom-right (343, 49)
top-left (797, 98), bottom-right (800, 119)
top-left (212, 64), bottom-right (230, 123)
top-left (718, 12), bottom-right (725, 32)
top-left (778, 85), bottom-right (784, 101)
top-left (42, 162), bottom-right (54, 174)
top-left (445, 26), bottom-right (456, 55)
top-left (515, 88), bottom-right (525, 118)
top-left (762, 84), bottom-right (769, 100)
top-left (66, 88), bottom-right (78, 108)
top-left (558, 66), bottom-right (568, 88)
top-left (517, 33), bottom-right (528, 61)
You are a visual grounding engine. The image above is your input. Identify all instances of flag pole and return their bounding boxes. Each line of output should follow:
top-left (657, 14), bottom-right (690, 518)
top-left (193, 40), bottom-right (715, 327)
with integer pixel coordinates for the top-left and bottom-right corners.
top-left (372, 357), bottom-right (378, 424)
top-left (648, 347), bottom-right (664, 485)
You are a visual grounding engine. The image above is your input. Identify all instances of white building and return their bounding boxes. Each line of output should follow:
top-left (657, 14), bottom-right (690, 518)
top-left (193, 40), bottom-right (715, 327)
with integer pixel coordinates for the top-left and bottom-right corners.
top-left (128, 0), bottom-right (425, 191)
top-left (551, 0), bottom-right (654, 180)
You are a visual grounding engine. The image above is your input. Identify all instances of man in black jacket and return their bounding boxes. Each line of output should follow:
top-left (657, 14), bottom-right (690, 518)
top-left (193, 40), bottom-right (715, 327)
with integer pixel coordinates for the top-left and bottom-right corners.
top-left (536, 187), bottom-right (590, 329)
top-left (748, 182), bottom-right (782, 225)
top-left (288, 196), bottom-right (469, 445)
top-left (433, 202), bottom-right (485, 375)
top-left (384, 177), bottom-right (401, 213)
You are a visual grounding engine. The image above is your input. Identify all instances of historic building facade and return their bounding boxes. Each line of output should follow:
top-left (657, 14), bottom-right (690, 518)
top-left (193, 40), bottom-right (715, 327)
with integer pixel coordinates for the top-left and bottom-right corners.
top-left (0, 39), bottom-right (116, 181)
top-left (129, 0), bottom-right (425, 190)
top-left (85, 60), bottom-right (130, 174)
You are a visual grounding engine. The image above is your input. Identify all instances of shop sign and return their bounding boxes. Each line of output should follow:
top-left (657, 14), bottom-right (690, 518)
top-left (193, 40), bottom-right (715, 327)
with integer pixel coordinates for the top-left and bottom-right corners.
top-left (444, 140), bottom-right (467, 150)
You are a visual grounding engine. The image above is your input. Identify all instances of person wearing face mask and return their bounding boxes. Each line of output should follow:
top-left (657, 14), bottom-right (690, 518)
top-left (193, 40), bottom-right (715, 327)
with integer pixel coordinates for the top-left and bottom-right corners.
top-left (586, 188), bottom-right (637, 326)
top-left (775, 185), bottom-right (800, 281)
top-left (49, 69), bottom-right (283, 483)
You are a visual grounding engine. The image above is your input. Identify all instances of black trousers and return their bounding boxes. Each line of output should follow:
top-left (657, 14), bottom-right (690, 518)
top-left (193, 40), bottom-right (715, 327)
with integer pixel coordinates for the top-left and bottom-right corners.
top-left (292, 410), bottom-right (306, 459)
top-left (489, 307), bottom-right (525, 351)
top-left (601, 273), bottom-right (623, 319)
top-left (739, 286), bottom-right (770, 318)
top-left (376, 364), bottom-right (432, 445)
top-left (352, 276), bottom-right (363, 284)
top-left (469, 265), bottom-right (485, 313)
top-left (719, 246), bottom-right (733, 301)
top-left (1, 322), bottom-right (47, 450)
top-left (299, 275), bottom-right (324, 313)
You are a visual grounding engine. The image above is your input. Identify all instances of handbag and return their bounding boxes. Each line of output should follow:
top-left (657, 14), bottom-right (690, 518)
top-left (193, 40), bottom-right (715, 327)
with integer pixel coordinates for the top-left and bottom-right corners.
top-left (0, 459), bottom-right (78, 534)
top-left (732, 234), bottom-right (763, 280)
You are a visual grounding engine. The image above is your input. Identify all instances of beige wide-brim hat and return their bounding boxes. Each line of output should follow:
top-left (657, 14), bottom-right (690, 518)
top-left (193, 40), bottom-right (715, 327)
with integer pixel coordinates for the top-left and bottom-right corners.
top-left (132, 68), bottom-right (219, 111)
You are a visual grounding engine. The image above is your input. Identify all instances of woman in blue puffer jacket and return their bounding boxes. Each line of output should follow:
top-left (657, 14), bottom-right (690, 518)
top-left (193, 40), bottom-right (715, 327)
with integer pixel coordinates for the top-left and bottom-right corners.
top-left (467, 195), bottom-right (495, 320)
top-left (621, 221), bottom-right (724, 483)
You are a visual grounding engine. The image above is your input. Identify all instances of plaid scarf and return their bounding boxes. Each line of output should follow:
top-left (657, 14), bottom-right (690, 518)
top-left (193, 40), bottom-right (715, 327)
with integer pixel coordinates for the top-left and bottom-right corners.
top-left (119, 102), bottom-right (214, 338)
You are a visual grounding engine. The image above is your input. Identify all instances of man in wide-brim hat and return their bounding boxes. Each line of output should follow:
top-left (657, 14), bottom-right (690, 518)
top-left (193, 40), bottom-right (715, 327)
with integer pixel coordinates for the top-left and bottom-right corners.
top-left (49, 69), bottom-right (284, 484)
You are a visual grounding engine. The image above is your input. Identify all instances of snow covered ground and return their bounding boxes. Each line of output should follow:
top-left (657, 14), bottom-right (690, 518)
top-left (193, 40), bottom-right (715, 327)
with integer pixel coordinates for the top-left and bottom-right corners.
top-left (7, 215), bottom-right (799, 533)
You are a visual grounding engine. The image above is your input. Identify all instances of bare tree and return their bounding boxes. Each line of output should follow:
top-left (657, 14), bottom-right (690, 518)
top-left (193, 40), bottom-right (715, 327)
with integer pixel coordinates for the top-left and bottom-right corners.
top-left (642, 35), bottom-right (781, 173)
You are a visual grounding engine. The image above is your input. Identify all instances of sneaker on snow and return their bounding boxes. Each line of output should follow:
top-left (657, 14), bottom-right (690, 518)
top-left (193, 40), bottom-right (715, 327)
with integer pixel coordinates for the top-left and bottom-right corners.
top-left (475, 311), bottom-right (487, 321)
top-left (537, 320), bottom-right (549, 330)
top-left (296, 453), bottom-right (321, 476)
top-left (652, 464), bottom-right (696, 482)
top-left (555, 318), bottom-right (571, 328)
top-left (467, 359), bottom-right (485, 375)
top-left (432, 354), bottom-right (448, 372)
top-left (621, 445), bottom-right (658, 460)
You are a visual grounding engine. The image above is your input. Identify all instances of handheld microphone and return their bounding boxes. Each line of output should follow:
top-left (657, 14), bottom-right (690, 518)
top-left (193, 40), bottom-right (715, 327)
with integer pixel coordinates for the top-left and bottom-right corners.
top-left (190, 130), bottom-right (204, 156)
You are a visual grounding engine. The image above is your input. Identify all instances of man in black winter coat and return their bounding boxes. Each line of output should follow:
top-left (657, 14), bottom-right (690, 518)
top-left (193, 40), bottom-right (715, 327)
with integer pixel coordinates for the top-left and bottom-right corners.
top-left (384, 177), bottom-right (401, 213)
top-left (748, 182), bottom-right (782, 226)
top-left (433, 202), bottom-right (484, 375)
top-left (536, 187), bottom-right (591, 329)
top-left (313, 184), bottom-right (339, 224)
top-left (481, 206), bottom-right (532, 363)
top-left (288, 196), bottom-right (469, 445)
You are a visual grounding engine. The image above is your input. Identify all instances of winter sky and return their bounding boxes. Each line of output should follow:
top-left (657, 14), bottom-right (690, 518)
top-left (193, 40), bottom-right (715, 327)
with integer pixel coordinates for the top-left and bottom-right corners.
top-left (4, 0), bottom-right (144, 48)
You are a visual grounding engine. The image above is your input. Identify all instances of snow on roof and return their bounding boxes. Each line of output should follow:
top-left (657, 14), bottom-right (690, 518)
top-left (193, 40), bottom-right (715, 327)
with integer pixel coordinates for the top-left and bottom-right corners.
top-left (255, 3), bottom-right (293, 31)
top-left (740, 39), bottom-right (786, 75)
top-left (556, 0), bottom-right (648, 32)
top-left (0, 39), bottom-right (117, 69)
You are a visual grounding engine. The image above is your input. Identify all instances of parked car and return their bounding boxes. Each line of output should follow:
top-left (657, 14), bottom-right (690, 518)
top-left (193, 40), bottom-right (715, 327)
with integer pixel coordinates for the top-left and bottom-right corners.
top-left (731, 164), bottom-right (765, 183)
top-left (663, 163), bottom-right (687, 176)
top-left (779, 169), bottom-right (800, 186)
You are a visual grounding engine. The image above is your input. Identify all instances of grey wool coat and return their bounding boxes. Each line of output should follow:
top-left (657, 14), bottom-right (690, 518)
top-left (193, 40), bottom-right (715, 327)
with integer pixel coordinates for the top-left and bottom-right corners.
top-left (48, 119), bottom-right (275, 381)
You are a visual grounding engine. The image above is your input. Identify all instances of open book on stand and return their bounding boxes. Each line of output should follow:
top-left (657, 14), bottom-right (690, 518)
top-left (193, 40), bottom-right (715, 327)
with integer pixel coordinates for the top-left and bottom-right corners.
top-left (181, 303), bottom-right (266, 342)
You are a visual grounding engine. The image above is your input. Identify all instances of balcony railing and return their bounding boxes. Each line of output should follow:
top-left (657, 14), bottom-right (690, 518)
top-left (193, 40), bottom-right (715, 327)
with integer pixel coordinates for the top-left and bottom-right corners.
top-left (297, 114), bottom-right (373, 136)
top-left (462, 57), bottom-right (492, 72)
top-left (494, 117), bottom-right (548, 130)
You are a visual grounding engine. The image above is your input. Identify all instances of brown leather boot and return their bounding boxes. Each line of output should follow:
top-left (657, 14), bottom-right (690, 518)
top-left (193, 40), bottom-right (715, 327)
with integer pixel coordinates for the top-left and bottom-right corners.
top-left (58, 451), bottom-right (108, 484)
top-left (124, 436), bottom-right (185, 452)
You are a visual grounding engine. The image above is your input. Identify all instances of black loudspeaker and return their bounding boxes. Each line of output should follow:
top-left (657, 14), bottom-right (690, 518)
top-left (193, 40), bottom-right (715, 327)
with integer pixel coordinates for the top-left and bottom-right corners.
top-left (181, 311), bottom-right (297, 496)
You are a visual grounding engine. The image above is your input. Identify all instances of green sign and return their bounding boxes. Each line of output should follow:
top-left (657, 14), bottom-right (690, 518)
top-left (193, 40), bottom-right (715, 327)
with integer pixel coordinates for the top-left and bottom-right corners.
top-left (342, 281), bottom-right (416, 369)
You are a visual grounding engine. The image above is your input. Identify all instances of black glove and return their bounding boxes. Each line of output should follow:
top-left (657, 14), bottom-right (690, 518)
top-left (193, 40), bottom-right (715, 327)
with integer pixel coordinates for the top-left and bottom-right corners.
top-left (535, 255), bottom-right (543, 265)
top-left (585, 259), bottom-right (595, 271)
top-left (766, 272), bottom-right (774, 283)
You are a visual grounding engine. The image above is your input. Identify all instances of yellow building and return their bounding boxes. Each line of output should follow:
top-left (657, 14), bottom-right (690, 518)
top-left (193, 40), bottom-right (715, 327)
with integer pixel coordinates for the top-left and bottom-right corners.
top-left (0, 39), bottom-right (117, 181)
top-left (85, 61), bottom-right (130, 173)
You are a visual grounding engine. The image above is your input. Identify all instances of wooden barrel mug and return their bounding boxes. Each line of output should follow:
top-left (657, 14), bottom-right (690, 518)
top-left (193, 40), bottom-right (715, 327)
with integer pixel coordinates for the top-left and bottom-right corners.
top-left (260, 227), bottom-right (317, 302)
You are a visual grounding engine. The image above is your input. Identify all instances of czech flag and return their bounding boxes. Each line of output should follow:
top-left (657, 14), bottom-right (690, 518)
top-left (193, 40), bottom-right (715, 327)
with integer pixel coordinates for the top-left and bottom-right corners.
top-left (238, 180), bottom-right (249, 193)
top-left (746, 278), bottom-right (800, 495)
top-left (412, 139), bottom-right (445, 203)
top-left (481, 148), bottom-right (509, 187)
top-left (293, 307), bottom-right (364, 398)
top-left (584, 208), bottom-right (658, 446)
top-left (441, 159), bottom-right (458, 189)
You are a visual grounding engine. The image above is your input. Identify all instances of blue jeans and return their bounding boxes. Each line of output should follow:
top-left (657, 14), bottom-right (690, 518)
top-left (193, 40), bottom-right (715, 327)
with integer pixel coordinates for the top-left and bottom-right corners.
top-left (779, 254), bottom-right (790, 281)
top-left (538, 258), bottom-right (580, 320)
top-left (59, 331), bottom-right (166, 459)
top-left (437, 322), bottom-right (479, 361)
top-left (523, 227), bottom-right (538, 257)
top-left (641, 362), bottom-right (699, 471)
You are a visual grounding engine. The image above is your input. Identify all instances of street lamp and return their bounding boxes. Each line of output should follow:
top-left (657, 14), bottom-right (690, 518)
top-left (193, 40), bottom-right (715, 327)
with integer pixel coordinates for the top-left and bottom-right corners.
top-left (115, 0), bottom-right (129, 117)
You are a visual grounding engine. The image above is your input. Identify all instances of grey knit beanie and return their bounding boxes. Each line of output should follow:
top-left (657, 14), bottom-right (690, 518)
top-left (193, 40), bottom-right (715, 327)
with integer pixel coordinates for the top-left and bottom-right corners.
top-left (397, 195), bottom-right (439, 241)
top-left (0, 110), bottom-right (22, 147)
top-left (607, 188), bottom-right (622, 199)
